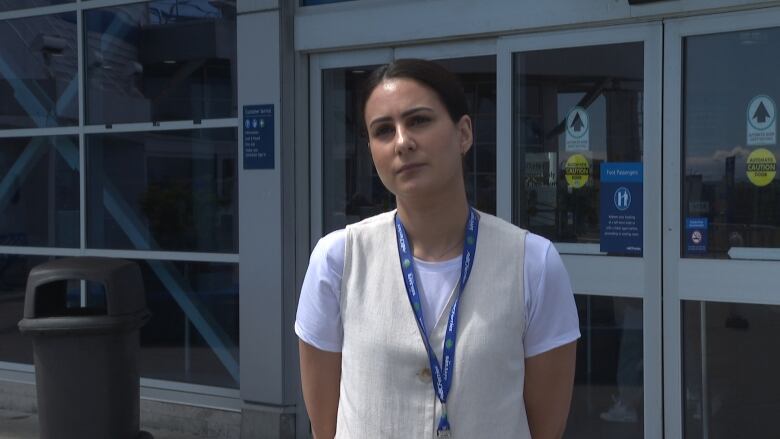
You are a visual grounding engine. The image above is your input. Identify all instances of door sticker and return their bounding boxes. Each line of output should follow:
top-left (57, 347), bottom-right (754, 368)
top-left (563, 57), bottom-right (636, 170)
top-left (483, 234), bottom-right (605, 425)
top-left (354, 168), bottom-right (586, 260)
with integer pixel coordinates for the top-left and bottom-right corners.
top-left (565, 106), bottom-right (590, 152)
top-left (600, 163), bottom-right (643, 255)
top-left (564, 154), bottom-right (590, 188)
top-left (747, 95), bottom-right (776, 146)
top-left (686, 217), bottom-right (708, 254)
top-left (745, 148), bottom-right (776, 187)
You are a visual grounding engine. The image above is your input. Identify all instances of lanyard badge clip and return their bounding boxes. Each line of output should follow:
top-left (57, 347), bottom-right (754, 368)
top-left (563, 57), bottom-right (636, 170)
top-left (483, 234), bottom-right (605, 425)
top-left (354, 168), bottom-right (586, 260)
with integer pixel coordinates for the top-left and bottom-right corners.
top-left (437, 403), bottom-right (452, 438)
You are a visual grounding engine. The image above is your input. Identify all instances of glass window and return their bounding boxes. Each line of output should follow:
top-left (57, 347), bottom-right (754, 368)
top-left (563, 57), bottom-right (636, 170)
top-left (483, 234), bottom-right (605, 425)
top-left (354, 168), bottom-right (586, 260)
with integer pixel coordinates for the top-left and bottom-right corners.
top-left (0, 0), bottom-right (73, 13)
top-left (84, 0), bottom-right (237, 125)
top-left (138, 259), bottom-right (238, 388)
top-left (513, 43), bottom-right (644, 255)
top-left (86, 128), bottom-right (237, 253)
top-left (302, 0), bottom-right (357, 5)
top-left (683, 29), bottom-right (780, 258)
top-left (567, 295), bottom-right (644, 438)
top-left (0, 136), bottom-right (79, 248)
top-left (321, 56), bottom-right (497, 234)
top-left (0, 12), bottom-right (78, 129)
top-left (0, 254), bottom-right (53, 365)
top-left (683, 300), bottom-right (780, 438)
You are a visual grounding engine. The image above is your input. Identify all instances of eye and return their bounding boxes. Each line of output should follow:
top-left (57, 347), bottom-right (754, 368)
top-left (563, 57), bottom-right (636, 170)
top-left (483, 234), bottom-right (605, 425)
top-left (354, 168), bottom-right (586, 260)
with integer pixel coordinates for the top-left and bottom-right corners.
top-left (372, 124), bottom-right (394, 138)
top-left (408, 115), bottom-right (431, 126)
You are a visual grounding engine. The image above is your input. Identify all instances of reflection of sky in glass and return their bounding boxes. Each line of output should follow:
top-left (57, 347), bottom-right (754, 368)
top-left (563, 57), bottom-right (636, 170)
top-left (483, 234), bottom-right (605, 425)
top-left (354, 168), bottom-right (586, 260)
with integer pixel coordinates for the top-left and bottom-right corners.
top-left (557, 93), bottom-right (607, 162)
top-left (147, 0), bottom-right (228, 24)
top-left (685, 29), bottom-right (780, 183)
top-left (0, 0), bottom-right (72, 13)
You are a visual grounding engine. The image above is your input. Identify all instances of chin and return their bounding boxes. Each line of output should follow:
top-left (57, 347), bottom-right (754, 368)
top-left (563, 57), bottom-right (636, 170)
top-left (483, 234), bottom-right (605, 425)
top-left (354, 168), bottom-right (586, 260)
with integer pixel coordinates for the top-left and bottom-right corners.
top-left (395, 183), bottom-right (443, 201)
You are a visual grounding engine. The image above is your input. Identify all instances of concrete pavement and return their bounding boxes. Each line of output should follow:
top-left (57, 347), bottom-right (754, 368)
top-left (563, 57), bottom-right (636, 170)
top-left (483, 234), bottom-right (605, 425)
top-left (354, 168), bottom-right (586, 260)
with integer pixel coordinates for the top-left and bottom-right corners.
top-left (0, 409), bottom-right (196, 439)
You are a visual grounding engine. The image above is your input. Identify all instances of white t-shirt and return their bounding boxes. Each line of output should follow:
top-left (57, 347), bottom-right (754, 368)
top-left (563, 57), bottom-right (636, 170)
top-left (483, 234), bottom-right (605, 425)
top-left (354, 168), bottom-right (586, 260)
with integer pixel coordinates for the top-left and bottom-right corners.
top-left (295, 229), bottom-right (580, 357)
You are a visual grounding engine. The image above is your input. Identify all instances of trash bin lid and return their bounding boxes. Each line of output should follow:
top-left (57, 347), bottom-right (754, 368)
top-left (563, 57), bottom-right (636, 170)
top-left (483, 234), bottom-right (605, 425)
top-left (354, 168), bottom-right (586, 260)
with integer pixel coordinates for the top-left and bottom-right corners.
top-left (24, 257), bottom-right (146, 319)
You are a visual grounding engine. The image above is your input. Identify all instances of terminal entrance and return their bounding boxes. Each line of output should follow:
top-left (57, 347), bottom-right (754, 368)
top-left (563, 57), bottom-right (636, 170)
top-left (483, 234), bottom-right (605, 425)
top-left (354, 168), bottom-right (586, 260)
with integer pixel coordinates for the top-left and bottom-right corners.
top-left (310, 9), bottom-right (780, 438)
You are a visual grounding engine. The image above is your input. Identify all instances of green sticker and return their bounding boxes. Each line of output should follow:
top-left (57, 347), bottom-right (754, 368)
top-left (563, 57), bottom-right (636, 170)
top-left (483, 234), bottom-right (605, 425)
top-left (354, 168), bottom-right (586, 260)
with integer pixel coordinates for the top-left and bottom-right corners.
top-left (445, 338), bottom-right (454, 349)
top-left (413, 302), bottom-right (421, 311)
top-left (403, 258), bottom-right (411, 269)
top-left (466, 235), bottom-right (475, 246)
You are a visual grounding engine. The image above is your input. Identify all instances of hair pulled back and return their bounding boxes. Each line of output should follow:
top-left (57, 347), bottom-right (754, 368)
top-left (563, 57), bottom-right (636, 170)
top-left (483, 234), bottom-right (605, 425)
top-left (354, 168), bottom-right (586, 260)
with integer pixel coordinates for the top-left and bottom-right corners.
top-left (360, 58), bottom-right (469, 127)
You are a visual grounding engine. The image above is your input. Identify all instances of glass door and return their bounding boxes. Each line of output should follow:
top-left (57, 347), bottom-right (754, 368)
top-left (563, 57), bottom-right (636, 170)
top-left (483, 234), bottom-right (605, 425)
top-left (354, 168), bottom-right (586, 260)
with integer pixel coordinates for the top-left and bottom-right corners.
top-left (498, 23), bottom-right (663, 439)
top-left (309, 48), bottom-right (392, 241)
top-left (309, 25), bottom-right (663, 438)
top-left (664, 9), bottom-right (780, 439)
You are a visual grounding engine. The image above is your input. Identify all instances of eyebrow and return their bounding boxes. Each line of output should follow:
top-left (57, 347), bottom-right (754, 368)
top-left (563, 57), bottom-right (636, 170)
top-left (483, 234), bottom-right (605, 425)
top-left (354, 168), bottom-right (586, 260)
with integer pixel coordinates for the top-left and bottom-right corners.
top-left (368, 106), bottom-right (434, 129)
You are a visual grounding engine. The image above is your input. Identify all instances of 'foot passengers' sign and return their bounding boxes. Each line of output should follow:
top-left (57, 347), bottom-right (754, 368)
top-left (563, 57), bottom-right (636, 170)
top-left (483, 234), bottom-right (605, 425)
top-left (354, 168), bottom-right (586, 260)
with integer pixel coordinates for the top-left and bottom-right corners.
top-left (600, 163), bottom-right (643, 255)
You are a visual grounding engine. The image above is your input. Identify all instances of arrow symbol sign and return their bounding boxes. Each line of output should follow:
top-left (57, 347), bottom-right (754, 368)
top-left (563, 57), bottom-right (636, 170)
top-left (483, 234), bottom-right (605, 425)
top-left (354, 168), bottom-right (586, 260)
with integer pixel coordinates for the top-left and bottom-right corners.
top-left (570, 112), bottom-right (585, 132)
top-left (754, 101), bottom-right (771, 124)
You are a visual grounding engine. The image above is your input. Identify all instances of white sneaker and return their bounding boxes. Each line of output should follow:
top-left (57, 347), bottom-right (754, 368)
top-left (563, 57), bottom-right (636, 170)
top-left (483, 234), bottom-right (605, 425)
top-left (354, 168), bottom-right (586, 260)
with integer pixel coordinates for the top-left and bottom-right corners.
top-left (600, 396), bottom-right (639, 423)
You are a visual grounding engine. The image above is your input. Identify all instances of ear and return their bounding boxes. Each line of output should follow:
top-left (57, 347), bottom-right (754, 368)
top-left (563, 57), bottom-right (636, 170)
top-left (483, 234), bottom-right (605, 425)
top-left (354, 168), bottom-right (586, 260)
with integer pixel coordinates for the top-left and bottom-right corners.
top-left (457, 115), bottom-right (473, 156)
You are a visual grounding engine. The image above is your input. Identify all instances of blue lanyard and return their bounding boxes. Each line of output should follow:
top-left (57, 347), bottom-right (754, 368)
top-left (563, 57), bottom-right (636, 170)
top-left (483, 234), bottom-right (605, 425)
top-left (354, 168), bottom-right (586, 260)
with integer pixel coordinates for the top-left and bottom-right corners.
top-left (394, 208), bottom-right (479, 437)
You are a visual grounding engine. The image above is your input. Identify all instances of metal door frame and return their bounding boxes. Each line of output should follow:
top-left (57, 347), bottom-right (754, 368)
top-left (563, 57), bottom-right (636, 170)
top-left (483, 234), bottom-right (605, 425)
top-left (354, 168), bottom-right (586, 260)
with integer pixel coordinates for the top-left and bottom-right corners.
top-left (497, 23), bottom-right (664, 439)
top-left (308, 48), bottom-right (393, 244)
top-left (663, 8), bottom-right (780, 438)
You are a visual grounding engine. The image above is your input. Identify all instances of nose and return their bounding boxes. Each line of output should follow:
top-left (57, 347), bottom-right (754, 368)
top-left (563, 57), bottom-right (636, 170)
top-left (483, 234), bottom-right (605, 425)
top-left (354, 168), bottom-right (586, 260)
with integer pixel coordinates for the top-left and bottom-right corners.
top-left (394, 126), bottom-right (416, 154)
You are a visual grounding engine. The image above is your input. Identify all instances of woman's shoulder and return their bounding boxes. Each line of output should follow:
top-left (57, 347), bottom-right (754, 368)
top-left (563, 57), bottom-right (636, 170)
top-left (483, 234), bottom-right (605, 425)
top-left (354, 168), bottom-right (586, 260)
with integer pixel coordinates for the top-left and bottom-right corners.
top-left (476, 210), bottom-right (530, 238)
top-left (310, 228), bottom-right (347, 275)
top-left (473, 211), bottom-right (555, 262)
top-left (345, 210), bottom-right (397, 232)
top-left (311, 210), bottom-right (398, 272)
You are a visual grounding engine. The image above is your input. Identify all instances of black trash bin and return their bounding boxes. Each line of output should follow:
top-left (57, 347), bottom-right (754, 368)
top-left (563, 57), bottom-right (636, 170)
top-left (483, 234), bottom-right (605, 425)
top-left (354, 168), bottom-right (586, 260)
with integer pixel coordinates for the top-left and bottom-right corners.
top-left (18, 257), bottom-right (152, 439)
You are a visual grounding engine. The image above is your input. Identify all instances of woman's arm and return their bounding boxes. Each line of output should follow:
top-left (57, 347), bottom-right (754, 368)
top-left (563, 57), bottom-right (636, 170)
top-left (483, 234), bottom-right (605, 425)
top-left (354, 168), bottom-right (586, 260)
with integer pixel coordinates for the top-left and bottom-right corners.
top-left (524, 340), bottom-right (577, 439)
top-left (299, 340), bottom-right (342, 439)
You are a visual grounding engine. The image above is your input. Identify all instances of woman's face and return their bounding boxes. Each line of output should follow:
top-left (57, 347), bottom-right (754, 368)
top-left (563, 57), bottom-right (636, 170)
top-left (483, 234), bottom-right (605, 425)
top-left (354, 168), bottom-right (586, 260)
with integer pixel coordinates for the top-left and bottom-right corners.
top-left (364, 78), bottom-right (472, 201)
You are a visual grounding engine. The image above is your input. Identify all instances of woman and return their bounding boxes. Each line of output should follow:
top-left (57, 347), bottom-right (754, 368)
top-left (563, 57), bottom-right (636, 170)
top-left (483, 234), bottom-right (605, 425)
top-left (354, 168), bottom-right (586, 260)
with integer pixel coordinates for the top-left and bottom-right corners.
top-left (296, 59), bottom-right (580, 439)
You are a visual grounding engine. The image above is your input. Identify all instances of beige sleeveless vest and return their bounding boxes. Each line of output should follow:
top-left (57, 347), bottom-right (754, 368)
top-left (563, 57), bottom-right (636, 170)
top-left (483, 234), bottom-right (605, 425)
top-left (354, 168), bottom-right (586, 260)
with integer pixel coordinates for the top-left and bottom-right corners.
top-left (337, 210), bottom-right (531, 439)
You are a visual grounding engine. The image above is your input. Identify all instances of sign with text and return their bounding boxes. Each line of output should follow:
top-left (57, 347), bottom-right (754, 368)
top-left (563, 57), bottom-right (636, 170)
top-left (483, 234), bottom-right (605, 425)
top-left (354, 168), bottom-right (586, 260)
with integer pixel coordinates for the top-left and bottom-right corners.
top-left (747, 95), bottom-right (776, 146)
top-left (243, 104), bottom-right (274, 170)
top-left (600, 162), bottom-right (643, 255)
top-left (685, 217), bottom-right (708, 254)
top-left (565, 106), bottom-right (590, 151)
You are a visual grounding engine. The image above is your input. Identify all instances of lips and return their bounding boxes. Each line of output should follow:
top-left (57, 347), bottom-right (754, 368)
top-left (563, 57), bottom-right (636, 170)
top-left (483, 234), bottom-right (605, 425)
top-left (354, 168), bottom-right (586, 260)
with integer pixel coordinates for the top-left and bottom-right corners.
top-left (396, 163), bottom-right (426, 174)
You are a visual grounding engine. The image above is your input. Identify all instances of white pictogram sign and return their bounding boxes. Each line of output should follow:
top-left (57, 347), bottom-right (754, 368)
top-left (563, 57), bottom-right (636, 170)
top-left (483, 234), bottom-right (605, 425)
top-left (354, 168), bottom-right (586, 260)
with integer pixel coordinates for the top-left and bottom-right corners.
top-left (747, 95), bottom-right (776, 146)
top-left (565, 107), bottom-right (590, 152)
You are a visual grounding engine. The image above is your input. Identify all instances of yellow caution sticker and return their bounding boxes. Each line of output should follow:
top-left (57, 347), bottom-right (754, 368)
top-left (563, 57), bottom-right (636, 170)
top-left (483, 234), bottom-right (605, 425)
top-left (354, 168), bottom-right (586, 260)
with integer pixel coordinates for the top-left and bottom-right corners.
top-left (564, 154), bottom-right (590, 189)
top-left (746, 148), bottom-right (776, 187)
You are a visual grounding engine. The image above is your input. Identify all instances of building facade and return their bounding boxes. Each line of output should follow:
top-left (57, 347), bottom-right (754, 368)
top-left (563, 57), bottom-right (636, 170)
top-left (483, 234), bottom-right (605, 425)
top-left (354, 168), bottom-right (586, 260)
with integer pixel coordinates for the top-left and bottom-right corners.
top-left (1, 0), bottom-right (779, 437)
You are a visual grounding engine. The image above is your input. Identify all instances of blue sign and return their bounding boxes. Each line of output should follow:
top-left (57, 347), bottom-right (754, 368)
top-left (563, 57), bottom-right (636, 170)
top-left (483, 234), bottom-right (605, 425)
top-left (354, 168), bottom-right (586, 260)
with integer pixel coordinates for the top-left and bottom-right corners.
top-left (600, 163), bottom-right (643, 255)
top-left (686, 217), bottom-right (708, 254)
top-left (243, 104), bottom-right (274, 169)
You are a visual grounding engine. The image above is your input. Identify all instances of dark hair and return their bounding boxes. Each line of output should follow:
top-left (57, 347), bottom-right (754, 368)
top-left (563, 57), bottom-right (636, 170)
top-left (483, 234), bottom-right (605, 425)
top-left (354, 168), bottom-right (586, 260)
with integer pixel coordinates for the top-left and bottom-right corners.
top-left (360, 58), bottom-right (470, 127)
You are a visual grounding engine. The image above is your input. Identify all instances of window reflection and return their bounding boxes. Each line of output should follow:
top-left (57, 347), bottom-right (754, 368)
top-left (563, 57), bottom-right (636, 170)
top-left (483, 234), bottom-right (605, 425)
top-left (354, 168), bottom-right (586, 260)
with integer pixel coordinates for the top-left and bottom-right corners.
top-left (513, 43), bottom-right (643, 253)
top-left (683, 300), bottom-right (780, 438)
top-left (566, 295), bottom-right (644, 439)
top-left (683, 29), bottom-right (780, 258)
top-left (321, 57), bottom-right (497, 234)
top-left (301, 0), bottom-right (356, 5)
top-left (0, 136), bottom-right (79, 247)
top-left (84, 0), bottom-right (237, 125)
top-left (0, 0), bottom-right (72, 13)
top-left (138, 259), bottom-right (239, 388)
top-left (86, 128), bottom-right (237, 253)
top-left (0, 12), bottom-right (78, 129)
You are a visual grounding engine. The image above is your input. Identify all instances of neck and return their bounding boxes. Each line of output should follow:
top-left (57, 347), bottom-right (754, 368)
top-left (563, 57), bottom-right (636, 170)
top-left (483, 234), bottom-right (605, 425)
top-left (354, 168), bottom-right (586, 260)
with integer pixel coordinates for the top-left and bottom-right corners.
top-left (396, 190), bottom-right (470, 262)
